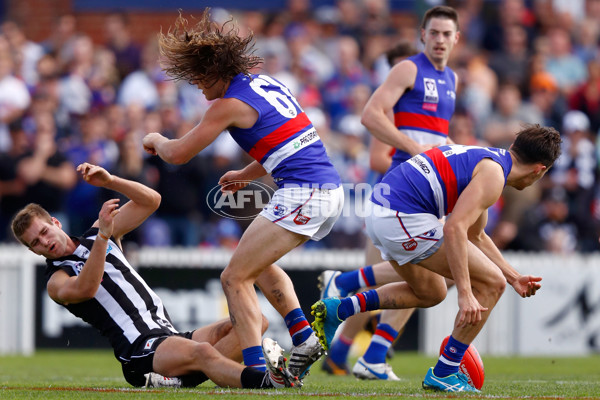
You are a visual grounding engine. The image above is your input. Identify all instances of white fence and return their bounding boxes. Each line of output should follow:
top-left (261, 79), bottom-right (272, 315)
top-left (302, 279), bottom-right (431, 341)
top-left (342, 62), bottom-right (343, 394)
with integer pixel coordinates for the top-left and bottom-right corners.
top-left (1, 245), bottom-right (599, 356)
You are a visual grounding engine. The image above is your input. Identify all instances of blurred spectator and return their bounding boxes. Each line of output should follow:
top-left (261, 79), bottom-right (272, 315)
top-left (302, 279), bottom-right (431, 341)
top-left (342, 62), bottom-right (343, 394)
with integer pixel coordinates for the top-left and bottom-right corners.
top-left (544, 27), bottom-right (588, 97)
top-left (64, 112), bottom-right (118, 234)
top-left (41, 14), bottom-right (79, 69)
top-left (514, 186), bottom-right (579, 253)
top-left (322, 35), bottom-right (372, 127)
top-left (550, 110), bottom-right (599, 251)
top-left (0, 117), bottom-right (76, 241)
top-left (104, 12), bottom-right (141, 82)
top-left (1, 20), bottom-right (44, 87)
top-left (0, 49), bottom-right (31, 152)
top-left (568, 58), bottom-right (600, 134)
top-left (487, 24), bottom-right (530, 88)
top-left (483, 82), bottom-right (542, 148)
top-left (528, 71), bottom-right (568, 130)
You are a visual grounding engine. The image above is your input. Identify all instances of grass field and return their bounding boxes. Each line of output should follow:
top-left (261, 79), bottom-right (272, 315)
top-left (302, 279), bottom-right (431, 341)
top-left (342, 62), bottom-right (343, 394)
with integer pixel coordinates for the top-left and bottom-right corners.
top-left (1, 350), bottom-right (599, 399)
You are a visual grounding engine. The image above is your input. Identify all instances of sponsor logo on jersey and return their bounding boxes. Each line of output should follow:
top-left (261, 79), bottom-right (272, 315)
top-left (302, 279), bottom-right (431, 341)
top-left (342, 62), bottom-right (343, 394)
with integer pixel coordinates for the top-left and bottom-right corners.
top-left (411, 157), bottom-right (431, 174)
top-left (294, 212), bottom-right (311, 225)
top-left (423, 78), bottom-right (439, 103)
top-left (144, 337), bottom-right (157, 350)
top-left (402, 239), bottom-right (418, 251)
top-left (273, 204), bottom-right (288, 216)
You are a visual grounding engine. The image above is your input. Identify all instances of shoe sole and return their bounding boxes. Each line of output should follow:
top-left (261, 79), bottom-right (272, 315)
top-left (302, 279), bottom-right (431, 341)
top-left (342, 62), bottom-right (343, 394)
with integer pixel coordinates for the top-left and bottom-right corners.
top-left (262, 338), bottom-right (300, 388)
top-left (310, 301), bottom-right (330, 350)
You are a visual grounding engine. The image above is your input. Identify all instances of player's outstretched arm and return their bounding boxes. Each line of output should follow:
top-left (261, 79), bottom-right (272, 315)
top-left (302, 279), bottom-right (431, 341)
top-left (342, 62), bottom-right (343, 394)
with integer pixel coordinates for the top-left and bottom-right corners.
top-left (77, 163), bottom-right (160, 243)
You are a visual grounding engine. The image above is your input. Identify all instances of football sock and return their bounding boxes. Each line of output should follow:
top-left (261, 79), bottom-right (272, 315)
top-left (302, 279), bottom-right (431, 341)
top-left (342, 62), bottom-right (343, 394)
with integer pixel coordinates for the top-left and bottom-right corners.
top-left (434, 335), bottom-right (468, 377)
top-left (242, 346), bottom-right (266, 372)
top-left (336, 265), bottom-right (376, 296)
top-left (284, 308), bottom-right (313, 346)
top-left (328, 333), bottom-right (353, 366)
top-left (338, 290), bottom-right (380, 320)
top-left (362, 323), bottom-right (398, 364)
top-left (241, 366), bottom-right (273, 388)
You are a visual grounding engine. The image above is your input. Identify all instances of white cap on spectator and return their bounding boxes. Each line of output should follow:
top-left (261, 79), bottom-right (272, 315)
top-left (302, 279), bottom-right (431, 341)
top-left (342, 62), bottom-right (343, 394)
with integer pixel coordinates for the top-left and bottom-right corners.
top-left (562, 110), bottom-right (590, 134)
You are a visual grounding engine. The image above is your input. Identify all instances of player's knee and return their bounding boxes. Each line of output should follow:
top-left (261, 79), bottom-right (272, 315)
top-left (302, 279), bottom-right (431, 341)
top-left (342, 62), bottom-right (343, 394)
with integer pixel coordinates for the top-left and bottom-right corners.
top-left (491, 273), bottom-right (507, 300)
top-left (415, 278), bottom-right (447, 307)
top-left (190, 342), bottom-right (219, 364)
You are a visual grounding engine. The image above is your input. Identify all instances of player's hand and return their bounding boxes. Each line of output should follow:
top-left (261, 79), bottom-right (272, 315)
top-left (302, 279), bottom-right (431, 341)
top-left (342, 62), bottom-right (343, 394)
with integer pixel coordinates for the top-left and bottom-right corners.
top-left (77, 163), bottom-right (112, 187)
top-left (456, 291), bottom-right (488, 328)
top-left (98, 198), bottom-right (120, 238)
top-left (142, 132), bottom-right (165, 156)
top-left (512, 275), bottom-right (542, 298)
top-left (218, 170), bottom-right (250, 194)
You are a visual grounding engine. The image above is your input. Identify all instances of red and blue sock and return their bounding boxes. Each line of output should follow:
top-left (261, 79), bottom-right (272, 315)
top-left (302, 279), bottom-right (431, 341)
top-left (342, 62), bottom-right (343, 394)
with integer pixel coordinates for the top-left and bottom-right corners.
top-left (335, 265), bottom-right (376, 296)
top-left (285, 308), bottom-right (313, 346)
top-left (434, 335), bottom-right (468, 377)
top-left (328, 333), bottom-right (353, 366)
top-left (242, 346), bottom-right (266, 372)
top-left (363, 323), bottom-right (398, 364)
top-left (337, 289), bottom-right (380, 320)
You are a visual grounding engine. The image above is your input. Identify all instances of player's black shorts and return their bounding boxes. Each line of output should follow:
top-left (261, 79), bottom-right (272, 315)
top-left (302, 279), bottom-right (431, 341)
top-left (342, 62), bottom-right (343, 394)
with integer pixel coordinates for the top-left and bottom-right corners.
top-left (120, 330), bottom-right (208, 387)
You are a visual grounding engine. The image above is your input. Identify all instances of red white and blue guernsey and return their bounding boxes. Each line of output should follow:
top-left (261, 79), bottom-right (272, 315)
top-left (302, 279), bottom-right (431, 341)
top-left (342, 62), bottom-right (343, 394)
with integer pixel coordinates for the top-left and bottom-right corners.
top-left (389, 52), bottom-right (456, 171)
top-left (372, 145), bottom-right (513, 218)
top-left (224, 73), bottom-right (340, 188)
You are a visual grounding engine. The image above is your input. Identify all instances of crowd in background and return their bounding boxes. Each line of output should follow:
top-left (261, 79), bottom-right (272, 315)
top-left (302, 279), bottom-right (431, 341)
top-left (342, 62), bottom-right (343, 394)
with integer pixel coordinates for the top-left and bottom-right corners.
top-left (0, 0), bottom-right (599, 253)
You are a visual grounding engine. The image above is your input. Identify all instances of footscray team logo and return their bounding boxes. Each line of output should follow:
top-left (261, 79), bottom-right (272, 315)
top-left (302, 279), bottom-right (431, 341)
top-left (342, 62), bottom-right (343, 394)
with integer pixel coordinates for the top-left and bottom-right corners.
top-left (206, 180), bottom-right (275, 220)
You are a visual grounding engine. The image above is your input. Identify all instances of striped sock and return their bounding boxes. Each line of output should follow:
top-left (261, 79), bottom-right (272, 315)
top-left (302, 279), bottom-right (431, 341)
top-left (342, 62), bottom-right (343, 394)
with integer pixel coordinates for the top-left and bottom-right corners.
top-left (336, 266), bottom-right (376, 296)
top-left (362, 323), bottom-right (398, 364)
top-left (434, 335), bottom-right (469, 377)
top-left (338, 289), bottom-right (380, 320)
top-left (285, 308), bottom-right (313, 346)
top-left (242, 346), bottom-right (266, 372)
top-left (329, 333), bottom-right (353, 366)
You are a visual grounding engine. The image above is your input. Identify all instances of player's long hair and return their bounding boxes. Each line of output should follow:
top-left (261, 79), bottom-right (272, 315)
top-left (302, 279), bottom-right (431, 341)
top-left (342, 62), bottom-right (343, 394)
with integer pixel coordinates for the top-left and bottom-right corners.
top-left (158, 9), bottom-right (262, 87)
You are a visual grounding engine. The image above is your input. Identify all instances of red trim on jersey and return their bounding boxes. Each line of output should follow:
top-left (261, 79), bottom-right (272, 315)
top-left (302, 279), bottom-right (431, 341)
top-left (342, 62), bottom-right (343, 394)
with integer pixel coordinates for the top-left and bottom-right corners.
top-left (248, 112), bottom-right (311, 162)
top-left (374, 328), bottom-right (396, 343)
top-left (394, 112), bottom-right (449, 134)
top-left (425, 147), bottom-right (458, 213)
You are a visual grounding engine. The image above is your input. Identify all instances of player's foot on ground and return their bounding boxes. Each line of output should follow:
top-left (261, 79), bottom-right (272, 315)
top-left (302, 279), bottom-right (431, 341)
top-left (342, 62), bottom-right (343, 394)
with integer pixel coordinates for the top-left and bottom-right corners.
top-left (318, 270), bottom-right (343, 299)
top-left (352, 356), bottom-right (399, 381)
top-left (422, 367), bottom-right (479, 392)
top-left (143, 372), bottom-right (182, 388)
top-left (288, 333), bottom-right (324, 380)
top-left (321, 354), bottom-right (350, 376)
top-left (310, 297), bottom-right (343, 351)
top-left (262, 338), bottom-right (300, 388)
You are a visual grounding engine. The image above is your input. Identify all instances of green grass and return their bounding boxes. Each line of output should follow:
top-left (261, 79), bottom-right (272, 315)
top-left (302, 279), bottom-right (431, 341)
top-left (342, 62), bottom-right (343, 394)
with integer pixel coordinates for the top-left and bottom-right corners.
top-left (0, 350), bottom-right (599, 399)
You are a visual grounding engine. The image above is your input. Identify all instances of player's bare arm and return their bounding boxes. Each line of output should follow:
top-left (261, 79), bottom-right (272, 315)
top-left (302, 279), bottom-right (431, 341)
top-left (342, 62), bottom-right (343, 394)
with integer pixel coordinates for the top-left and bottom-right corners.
top-left (467, 199), bottom-right (542, 298)
top-left (362, 60), bottom-right (427, 156)
top-left (443, 159), bottom-right (505, 326)
top-left (368, 137), bottom-right (393, 174)
top-left (46, 198), bottom-right (120, 305)
top-left (219, 161), bottom-right (268, 194)
top-left (143, 98), bottom-right (258, 164)
top-left (78, 163), bottom-right (161, 243)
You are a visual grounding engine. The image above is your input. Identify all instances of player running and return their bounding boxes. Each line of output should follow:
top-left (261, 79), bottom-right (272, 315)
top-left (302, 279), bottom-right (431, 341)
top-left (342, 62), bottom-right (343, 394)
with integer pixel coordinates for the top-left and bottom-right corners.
top-left (142, 9), bottom-right (343, 382)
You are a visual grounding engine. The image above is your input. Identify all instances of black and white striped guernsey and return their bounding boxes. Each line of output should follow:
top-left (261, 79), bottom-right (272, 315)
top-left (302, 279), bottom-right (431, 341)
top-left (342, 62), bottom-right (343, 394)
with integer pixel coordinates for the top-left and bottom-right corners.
top-left (44, 227), bottom-right (178, 362)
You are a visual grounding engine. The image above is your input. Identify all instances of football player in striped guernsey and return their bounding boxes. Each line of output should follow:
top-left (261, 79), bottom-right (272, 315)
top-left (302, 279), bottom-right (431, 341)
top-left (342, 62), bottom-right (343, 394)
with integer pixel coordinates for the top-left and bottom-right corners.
top-left (11, 163), bottom-right (296, 389)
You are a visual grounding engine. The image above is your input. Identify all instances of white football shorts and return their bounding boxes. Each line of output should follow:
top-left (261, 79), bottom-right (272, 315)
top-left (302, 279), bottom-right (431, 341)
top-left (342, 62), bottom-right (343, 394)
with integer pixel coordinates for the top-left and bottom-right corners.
top-left (365, 200), bottom-right (444, 265)
top-left (260, 185), bottom-right (344, 240)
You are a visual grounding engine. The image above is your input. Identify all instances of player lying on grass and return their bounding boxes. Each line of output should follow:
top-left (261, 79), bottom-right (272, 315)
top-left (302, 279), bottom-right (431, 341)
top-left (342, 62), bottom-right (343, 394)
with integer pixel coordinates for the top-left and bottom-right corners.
top-left (312, 125), bottom-right (562, 392)
top-left (11, 162), bottom-right (297, 389)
